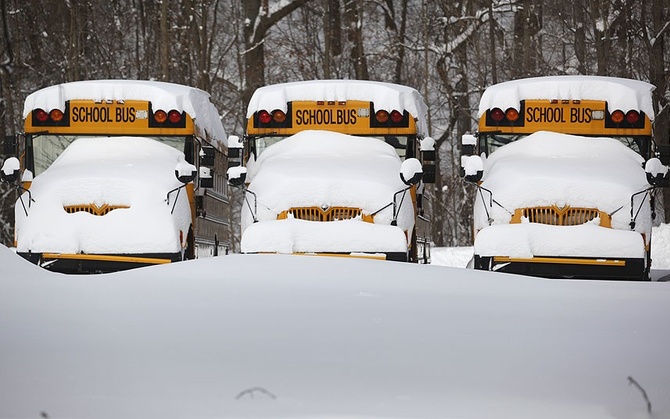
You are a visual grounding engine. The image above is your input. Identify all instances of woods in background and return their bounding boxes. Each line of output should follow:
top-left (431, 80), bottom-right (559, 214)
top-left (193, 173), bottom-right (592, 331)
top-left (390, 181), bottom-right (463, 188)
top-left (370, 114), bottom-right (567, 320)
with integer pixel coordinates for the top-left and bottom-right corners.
top-left (1, 0), bottom-right (668, 250)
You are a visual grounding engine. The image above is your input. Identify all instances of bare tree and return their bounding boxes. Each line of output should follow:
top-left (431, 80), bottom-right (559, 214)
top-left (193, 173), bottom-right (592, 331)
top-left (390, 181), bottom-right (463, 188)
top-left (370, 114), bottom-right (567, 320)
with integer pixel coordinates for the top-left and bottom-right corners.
top-left (242, 0), bottom-right (312, 105)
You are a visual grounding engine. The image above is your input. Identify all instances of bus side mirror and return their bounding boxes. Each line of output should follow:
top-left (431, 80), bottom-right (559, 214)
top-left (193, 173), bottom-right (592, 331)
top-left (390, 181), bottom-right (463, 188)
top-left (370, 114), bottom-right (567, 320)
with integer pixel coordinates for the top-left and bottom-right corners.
top-left (461, 133), bottom-right (477, 156)
top-left (199, 145), bottom-right (215, 167)
top-left (228, 135), bottom-right (243, 168)
top-left (3, 135), bottom-right (17, 156)
top-left (1, 157), bottom-right (21, 183)
top-left (461, 155), bottom-right (483, 183)
top-left (400, 158), bottom-right (423, 186)
top-left (227, 166), bottom-right (247, 187)
top-left (175, 161), bottom-right (197, 184)
top-left (645, 157), bottom-right (669, 187)
top-left (420, 137), bottom-right (436, 184)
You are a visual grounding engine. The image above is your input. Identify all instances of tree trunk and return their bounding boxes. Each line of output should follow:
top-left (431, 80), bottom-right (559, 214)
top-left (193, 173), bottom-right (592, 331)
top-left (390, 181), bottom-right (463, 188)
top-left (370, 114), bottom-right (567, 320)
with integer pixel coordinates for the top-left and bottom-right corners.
top-left (161, 0), bottom-right (169, 80)
top-left (574, 0), bottom-right (587, 73)
top-left (344, 0), bottom-right (369, 80)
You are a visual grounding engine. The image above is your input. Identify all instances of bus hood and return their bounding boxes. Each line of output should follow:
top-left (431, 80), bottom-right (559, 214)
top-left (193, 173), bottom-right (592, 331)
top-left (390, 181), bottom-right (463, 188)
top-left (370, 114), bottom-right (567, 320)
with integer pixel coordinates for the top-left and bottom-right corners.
top-left (243, 130), bottom-right (416, 233)
top-left (474, 131), bottom-right (651, 234)
top-left (15, 137), bottom-right (192, 255)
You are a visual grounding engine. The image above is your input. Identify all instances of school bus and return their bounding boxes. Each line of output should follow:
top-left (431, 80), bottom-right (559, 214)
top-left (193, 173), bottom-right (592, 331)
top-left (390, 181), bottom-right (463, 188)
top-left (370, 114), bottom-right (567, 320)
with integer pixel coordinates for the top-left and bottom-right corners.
top-left (0, 80), bottom-right (232, 273)
top-left (461, 75), bottom-right (668, 280)
top-left (227, 80), bottom-right (435, 262)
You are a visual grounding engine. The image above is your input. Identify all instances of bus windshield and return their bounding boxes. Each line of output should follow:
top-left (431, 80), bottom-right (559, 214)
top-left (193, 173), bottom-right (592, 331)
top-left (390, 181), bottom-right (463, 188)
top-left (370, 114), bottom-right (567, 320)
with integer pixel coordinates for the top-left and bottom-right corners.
top-left (249, 135), bottom-right (410, 160)
top-left (480, 133), bottom-right (646, 158)
top-left (30, 134), bottom-right (189, 176)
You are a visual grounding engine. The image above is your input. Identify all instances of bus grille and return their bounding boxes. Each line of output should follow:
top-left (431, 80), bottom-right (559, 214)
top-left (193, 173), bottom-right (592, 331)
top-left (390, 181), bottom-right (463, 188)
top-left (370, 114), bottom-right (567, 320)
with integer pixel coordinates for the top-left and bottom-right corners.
top-left (278, 207), bottom-right (372, 222)
top-left (64, 204), bottom-right (129, 216)
top-left (511, 206), bottom-right (611, 227)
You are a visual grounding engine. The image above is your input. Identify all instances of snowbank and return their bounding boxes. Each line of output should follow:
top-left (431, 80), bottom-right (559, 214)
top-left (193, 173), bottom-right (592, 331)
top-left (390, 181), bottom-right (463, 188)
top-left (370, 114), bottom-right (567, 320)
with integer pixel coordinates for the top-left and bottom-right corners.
top-left (15, 137), bottom-right (191, 254)
top-left (1, 245), bottom-right (670, 418)
top-left (478, 75), bottom-right (655, 119)
top-left (652, 223), bottom-right (670, 268)
top-left (246, 79), bottom-right (430, 137)
top-left (430, 246), bottom-right (474, 267)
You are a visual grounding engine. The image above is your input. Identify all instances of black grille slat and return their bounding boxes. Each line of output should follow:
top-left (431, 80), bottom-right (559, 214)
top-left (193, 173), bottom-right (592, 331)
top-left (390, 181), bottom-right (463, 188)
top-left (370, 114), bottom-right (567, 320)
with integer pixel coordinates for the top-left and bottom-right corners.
top-left (64, 204), bottom-right (129, 216)
top-left (522, 207), bottom-right (599, 226)
top-left (288, 207), bottom-right (362, 222)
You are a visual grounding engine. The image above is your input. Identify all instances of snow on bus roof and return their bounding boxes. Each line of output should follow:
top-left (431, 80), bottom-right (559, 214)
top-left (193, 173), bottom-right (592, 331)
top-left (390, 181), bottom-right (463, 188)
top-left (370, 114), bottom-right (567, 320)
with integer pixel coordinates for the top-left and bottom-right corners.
top-left (478, 75), bottom-right (656, 120)
top-left (247, 80), bottom-right (430, 136)
top-left (22, 79), bottom-right (226, 141)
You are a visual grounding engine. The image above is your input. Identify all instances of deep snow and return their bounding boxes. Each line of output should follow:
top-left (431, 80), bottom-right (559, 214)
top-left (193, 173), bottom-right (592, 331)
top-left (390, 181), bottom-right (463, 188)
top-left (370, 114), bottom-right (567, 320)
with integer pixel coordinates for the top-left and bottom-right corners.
top-left (1, 244), bottom-right (669, 419)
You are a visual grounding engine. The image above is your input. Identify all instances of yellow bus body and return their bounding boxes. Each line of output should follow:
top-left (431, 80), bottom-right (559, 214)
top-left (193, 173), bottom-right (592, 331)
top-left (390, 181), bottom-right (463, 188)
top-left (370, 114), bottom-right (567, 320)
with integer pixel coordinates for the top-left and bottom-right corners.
top-left (246, 100), bottom-right (418, 137)
top-left (25, 100), bottom-right (195, 136)
top-left (479, 99), bottom-right (652, 137)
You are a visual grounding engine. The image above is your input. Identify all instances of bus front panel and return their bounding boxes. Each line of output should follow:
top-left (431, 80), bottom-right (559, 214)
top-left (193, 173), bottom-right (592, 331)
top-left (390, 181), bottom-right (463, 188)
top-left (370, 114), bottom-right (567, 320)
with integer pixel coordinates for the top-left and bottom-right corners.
top-left (25, 100), bottom-right (195, 136)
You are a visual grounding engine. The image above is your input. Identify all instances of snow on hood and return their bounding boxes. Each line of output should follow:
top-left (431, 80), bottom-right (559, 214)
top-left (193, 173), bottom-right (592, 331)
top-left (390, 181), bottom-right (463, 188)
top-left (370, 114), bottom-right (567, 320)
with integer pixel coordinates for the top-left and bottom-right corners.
top-left (240, 131), bottom-right (416, 253)
top-left (244, 130), bottom-right (413, 227)
top-left (16, 137), bottom-right (191, 254)
top-left (475, 131), bottom-right (650, 234)
top-left (478, 75), bottom-right (655, 120)
top-left (246, 80), bottom-right (430, 137)
top-left (22, 79), bottom-right (226, 144)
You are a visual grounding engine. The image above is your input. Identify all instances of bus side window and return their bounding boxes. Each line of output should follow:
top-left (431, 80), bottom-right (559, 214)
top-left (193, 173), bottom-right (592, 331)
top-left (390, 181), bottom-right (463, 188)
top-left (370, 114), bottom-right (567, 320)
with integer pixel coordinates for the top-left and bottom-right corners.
top-left (184, 136), bottom-right (195, 164)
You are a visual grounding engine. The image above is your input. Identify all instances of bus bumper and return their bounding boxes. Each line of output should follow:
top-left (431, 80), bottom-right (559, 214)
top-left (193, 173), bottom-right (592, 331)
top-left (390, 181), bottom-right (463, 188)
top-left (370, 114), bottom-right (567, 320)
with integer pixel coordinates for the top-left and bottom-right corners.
top-left (18, 251), bottom-right (181, 274)
top-left (240, 219), bottom-right (410, 262)
top-left (474, 255), bottom-right (649, 281)
top-left (244, 251), bottom-right (409, 262)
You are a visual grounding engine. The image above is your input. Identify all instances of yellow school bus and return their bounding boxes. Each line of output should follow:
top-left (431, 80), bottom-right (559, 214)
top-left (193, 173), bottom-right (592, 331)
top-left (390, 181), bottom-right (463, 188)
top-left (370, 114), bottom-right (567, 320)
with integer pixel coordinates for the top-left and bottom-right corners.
top-left (462, 75), bottom-right (667, 280)
top-left (228, 80), bottom-right (435, 262)
top-left (473, 76), bottom-right (654, 157)
top-left (1, 80), bottom-right (232, 273)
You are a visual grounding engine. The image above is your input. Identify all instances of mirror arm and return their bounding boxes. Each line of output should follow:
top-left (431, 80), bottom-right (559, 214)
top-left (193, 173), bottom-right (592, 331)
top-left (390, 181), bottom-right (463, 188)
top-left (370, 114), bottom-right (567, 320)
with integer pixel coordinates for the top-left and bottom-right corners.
top-left (391, 186), bottom-right (412, 226)
top-left (477, 187), bottom-right (493, 225)
top-left (16, 186), bottom-right (34, 217)
top-left (243, 188), bottom-right (258, 223)
top-left (166, 185), bottom-right (187, 214)
top-left (370, 202), bottom-right (393, 217)
top-left (629, 187), bottom-right (654, 229)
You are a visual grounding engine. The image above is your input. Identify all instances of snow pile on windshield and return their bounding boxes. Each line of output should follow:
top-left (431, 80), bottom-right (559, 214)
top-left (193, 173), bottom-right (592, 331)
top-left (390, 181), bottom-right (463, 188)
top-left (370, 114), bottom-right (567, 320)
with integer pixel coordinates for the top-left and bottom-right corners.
top-left (474, 131), bottom-right (651, 258)
top-left (246, 79), bottom-right (430, 136)
top-left (478, 75), bottom-right (655, 119)
top-left (22, 80), bottom-right (226, 143)
top-left (240, 130), bottom-right (415, 254)
top-left (15, 136), bottom-right (191, 254)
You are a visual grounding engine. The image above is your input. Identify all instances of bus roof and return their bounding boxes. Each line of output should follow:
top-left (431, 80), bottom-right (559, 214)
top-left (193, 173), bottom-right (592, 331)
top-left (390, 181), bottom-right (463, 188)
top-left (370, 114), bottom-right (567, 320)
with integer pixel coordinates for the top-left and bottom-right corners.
top-left (478, 76), bottom-right (655, 120)
top-left (23, 79), bottom-right (226, 140)
top-left (247, 80), bottom-right (429, 136)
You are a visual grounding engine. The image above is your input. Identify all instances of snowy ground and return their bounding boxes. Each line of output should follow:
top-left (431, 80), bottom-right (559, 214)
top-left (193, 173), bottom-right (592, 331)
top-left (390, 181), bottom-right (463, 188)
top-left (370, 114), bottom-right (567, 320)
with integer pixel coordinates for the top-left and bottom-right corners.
top-left (1, 243), bottom-right (670, 419)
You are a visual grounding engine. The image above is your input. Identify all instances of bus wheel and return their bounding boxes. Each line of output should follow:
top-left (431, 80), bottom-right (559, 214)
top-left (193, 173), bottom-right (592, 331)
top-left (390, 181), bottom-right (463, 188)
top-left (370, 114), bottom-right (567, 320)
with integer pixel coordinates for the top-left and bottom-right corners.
top-left (182, 227), bottom-right (194, 261)
top-left (410, 228), bottom-right (418, 263)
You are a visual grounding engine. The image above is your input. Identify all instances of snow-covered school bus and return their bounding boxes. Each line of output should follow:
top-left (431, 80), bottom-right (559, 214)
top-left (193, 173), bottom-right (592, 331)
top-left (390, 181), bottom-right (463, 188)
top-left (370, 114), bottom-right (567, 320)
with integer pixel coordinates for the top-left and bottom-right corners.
top-left (0, 80), bottom-right (232, 273)
top-left (461, 75), bottom-right (668, 280)
top-left (227, 80), bottom-right (435, 262)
